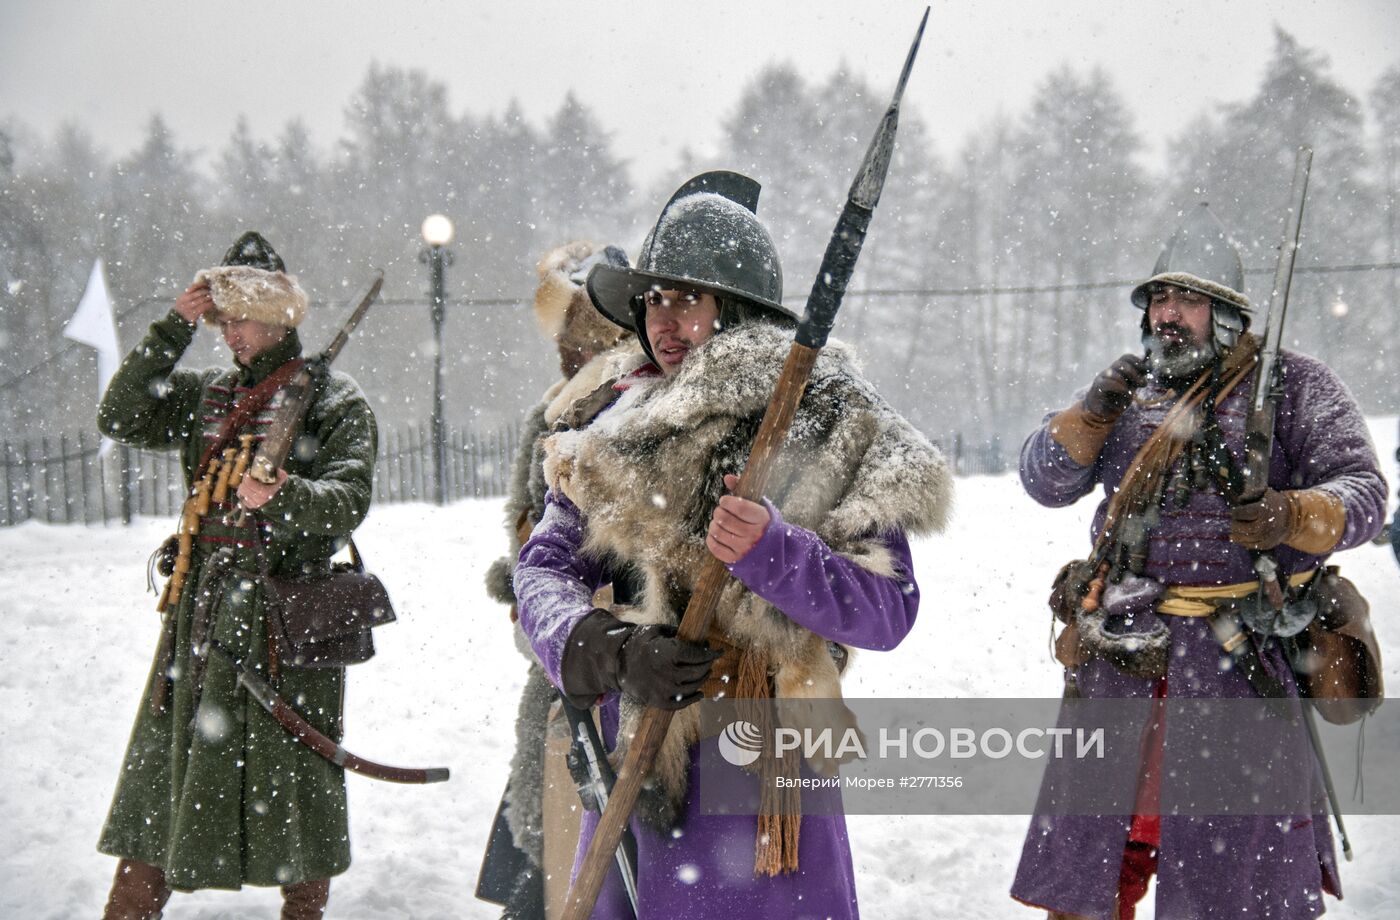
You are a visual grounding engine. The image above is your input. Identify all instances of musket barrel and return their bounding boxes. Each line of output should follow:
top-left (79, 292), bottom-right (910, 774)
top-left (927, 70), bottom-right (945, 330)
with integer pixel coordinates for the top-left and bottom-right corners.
top-left (1253, 146), bottom-right (1312, 414)
top-left (1241, 146), bottom-right (1313, 502)
top-left (322, 273), bottom-right (383, 364)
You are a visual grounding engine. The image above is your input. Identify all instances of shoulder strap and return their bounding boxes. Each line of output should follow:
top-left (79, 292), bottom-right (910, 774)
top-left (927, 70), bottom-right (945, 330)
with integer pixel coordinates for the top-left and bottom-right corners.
top-left (193, 357), bottom-right (305, 481)
top-left (1093, 335), bottom-right (1260, 563)
top-left (555, 377), bottom-right (623, 432)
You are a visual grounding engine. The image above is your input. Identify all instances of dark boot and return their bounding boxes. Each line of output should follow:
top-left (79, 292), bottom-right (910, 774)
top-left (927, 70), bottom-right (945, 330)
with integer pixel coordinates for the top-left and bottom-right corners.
top-left (102, 859), bottom-right (171, 920)
top-left (281, 878), bottom-right (331, 920)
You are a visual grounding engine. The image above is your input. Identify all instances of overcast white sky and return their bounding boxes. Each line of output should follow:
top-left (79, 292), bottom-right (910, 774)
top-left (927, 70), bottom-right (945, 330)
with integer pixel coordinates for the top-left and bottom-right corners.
top-left (1, 0), bottom-right (1397, 183)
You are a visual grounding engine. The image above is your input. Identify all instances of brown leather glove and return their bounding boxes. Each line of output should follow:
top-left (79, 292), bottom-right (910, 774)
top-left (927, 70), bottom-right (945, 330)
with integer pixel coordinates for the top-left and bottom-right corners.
top-left (559, 608), bottom-right (719, 710)
top-left (1230, 489), bottom-right (1294, 550)
top-left (1049, 355), bottom-right (1149, 466)
top-left (1084, 354), bottom-right (1148, 419)
top-left (1230, 488), bottom-right (1346, 554)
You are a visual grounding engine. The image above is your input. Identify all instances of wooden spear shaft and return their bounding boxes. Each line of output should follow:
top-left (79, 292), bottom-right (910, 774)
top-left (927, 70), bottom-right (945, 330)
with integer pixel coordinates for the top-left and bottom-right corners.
top-left (562, 10), bottom-right (927, 914)
top-left (681, 344), bottom-right (819, 620)
top-left (561, 345), bottom-right (817, 919)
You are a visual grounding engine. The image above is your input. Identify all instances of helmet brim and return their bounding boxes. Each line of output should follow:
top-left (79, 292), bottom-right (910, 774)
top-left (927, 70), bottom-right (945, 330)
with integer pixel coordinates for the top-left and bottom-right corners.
top-left (1130, 272), bottom-right (1252, 313)
top-left (586, 263), bottom-right (797, 331)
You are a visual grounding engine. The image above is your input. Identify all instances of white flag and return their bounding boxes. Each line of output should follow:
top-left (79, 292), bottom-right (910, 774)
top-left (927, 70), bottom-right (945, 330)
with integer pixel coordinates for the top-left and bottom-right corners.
top-left (64, 258), bottom-right (120, 398)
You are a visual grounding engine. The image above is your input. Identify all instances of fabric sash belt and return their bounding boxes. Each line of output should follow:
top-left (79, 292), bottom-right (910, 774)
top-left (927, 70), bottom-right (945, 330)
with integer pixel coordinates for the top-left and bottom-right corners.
top-left (1157, 571), bottom-right (1316, 617)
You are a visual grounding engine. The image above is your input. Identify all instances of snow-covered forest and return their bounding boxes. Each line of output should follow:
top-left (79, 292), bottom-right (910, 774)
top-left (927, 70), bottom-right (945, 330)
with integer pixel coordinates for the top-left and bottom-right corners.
top-left (2, 28), bottom-right (1397, 449)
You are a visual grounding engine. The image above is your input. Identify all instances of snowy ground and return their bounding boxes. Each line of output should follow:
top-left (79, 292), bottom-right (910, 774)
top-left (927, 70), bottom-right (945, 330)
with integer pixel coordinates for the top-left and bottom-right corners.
top-left (1, 419), bottom-right (1395, 919)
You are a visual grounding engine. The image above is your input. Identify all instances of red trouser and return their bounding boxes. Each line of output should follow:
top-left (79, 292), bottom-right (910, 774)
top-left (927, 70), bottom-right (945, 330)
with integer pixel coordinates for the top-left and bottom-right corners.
top-left (1046, 679), bottom-right (1167, 920)
top-left (1116, 676), bottom-right (1169, 920)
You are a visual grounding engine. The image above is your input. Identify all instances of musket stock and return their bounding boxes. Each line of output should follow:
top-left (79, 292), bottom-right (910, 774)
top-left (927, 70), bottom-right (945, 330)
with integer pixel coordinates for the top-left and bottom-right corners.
top-left (249, 273), bottom-right (384, 485)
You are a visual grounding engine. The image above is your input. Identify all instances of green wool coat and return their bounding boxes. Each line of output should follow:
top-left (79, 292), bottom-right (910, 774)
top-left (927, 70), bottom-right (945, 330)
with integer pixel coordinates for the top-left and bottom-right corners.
top-left (96, 311), bottom-right (378, 891)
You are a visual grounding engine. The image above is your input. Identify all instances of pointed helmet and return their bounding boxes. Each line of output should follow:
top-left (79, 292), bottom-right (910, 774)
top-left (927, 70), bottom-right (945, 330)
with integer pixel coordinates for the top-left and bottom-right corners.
top-left (585, 170), bottom-right (791, 331)
top-left (1130, 203), bottom-right (1251, 314)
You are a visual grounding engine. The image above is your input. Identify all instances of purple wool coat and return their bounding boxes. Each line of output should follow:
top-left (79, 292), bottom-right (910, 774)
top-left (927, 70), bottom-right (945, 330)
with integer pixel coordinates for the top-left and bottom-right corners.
top-left (515, 491), bottom-right (919, 920)
top-left (1011, 350), bottom-right (1387, 920)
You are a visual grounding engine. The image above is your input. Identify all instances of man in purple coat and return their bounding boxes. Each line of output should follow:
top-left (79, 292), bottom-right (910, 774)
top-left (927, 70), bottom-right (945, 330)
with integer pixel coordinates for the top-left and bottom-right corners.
top-left (1010, 204), bottom-right (1387, 919)
top-left (513, 171), bottom-right (952, 919)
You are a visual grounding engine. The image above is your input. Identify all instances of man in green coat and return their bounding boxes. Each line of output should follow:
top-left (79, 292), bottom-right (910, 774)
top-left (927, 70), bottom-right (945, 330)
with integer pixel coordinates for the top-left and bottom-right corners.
top-left (96, 232), bottom-right (378, 920)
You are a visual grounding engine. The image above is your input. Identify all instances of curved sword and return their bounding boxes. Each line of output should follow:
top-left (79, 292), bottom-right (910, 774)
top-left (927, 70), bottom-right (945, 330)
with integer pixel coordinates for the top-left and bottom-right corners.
top-left (209, 637), bottom-right (449, 785)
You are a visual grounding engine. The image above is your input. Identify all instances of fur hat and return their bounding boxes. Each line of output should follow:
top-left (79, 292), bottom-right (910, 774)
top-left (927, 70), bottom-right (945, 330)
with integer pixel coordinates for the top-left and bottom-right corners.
top-left (534, 241), bottom-right (631, 378)
top-left (193, 232), bottom-right (307, 328)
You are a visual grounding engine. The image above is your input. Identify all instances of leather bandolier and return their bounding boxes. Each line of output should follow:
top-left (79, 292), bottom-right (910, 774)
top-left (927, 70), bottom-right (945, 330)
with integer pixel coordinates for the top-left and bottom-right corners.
top-left (1054, 337), bottom-right (1301, 694)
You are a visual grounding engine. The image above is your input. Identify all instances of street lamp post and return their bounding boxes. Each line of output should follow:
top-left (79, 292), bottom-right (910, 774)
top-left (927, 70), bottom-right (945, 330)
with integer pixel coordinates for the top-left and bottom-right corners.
top-left (420, 214), bottom-right (454, 505)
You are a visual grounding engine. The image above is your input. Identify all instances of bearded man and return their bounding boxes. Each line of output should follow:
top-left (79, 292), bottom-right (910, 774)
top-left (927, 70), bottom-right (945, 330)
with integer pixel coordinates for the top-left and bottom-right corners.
top-left (95, 232), bottom-right (377, 920)
top-left (513, 171), bottom-right (952, 918)
top-left (1010, 204), bottom-right (1387, 920)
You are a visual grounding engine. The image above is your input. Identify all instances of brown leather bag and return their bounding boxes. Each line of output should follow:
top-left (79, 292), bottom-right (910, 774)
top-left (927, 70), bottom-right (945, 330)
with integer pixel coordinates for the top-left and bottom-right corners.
top-left (264, 538), bottom-right (396, 669)
top-left (1292, 566), bottom-right (1383, 725)
top-left (1049, 559), bottom-right (1097, 668)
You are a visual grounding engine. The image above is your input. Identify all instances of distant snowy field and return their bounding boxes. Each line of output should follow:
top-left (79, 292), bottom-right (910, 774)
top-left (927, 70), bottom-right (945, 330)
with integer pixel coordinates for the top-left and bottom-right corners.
top-left (1, 419), bottom-right (1395, 919)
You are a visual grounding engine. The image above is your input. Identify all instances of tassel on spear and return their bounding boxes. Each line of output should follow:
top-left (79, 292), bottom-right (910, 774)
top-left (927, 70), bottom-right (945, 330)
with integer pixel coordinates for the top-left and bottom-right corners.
top-left (561, 9), bottom-right (930, 917)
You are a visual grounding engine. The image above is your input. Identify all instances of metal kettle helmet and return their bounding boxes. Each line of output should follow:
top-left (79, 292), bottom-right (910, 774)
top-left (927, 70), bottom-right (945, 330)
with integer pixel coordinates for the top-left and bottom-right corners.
top-left (585, 170), bottom-right (792, 336)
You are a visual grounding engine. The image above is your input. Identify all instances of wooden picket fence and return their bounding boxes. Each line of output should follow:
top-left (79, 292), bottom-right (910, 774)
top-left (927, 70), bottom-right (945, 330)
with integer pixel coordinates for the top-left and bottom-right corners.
top-left (0, 424), bottom-right (522, 527)
top-left (0, 423), bottom-right (1003, 527)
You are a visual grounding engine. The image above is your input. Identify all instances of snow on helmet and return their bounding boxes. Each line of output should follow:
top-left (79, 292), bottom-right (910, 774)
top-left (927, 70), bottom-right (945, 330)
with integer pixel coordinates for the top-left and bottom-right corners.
top-left (585, 170), bottom-right (791, 332)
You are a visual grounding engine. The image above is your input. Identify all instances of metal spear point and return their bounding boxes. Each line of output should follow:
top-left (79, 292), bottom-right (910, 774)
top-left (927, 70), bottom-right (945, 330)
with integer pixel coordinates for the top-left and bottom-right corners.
top-left (797, 6), bottom-right (928, 352)
top-left (847, 7), bottom-right (927, 211)
top-left (560, 10), bottom-right (929, 919)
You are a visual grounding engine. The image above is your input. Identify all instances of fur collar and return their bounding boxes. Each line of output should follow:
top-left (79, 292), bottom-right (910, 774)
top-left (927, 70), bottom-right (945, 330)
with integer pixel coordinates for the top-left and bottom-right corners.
top-left (547, 322), bottom-right (951, 545)
top-left (540, 321), bottom-right (952, 829)
top-left (542, 340), bottom-right (648, 428)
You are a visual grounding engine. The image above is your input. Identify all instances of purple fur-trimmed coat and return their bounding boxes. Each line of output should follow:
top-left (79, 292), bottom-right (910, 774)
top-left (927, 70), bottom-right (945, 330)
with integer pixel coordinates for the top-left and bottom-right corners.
top-left (513, 324), bottom-right (951, 919)
top-left (516, 492), bottom-right (918, 919)
top-left (1011, 350), bottom-right (1387, 920)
